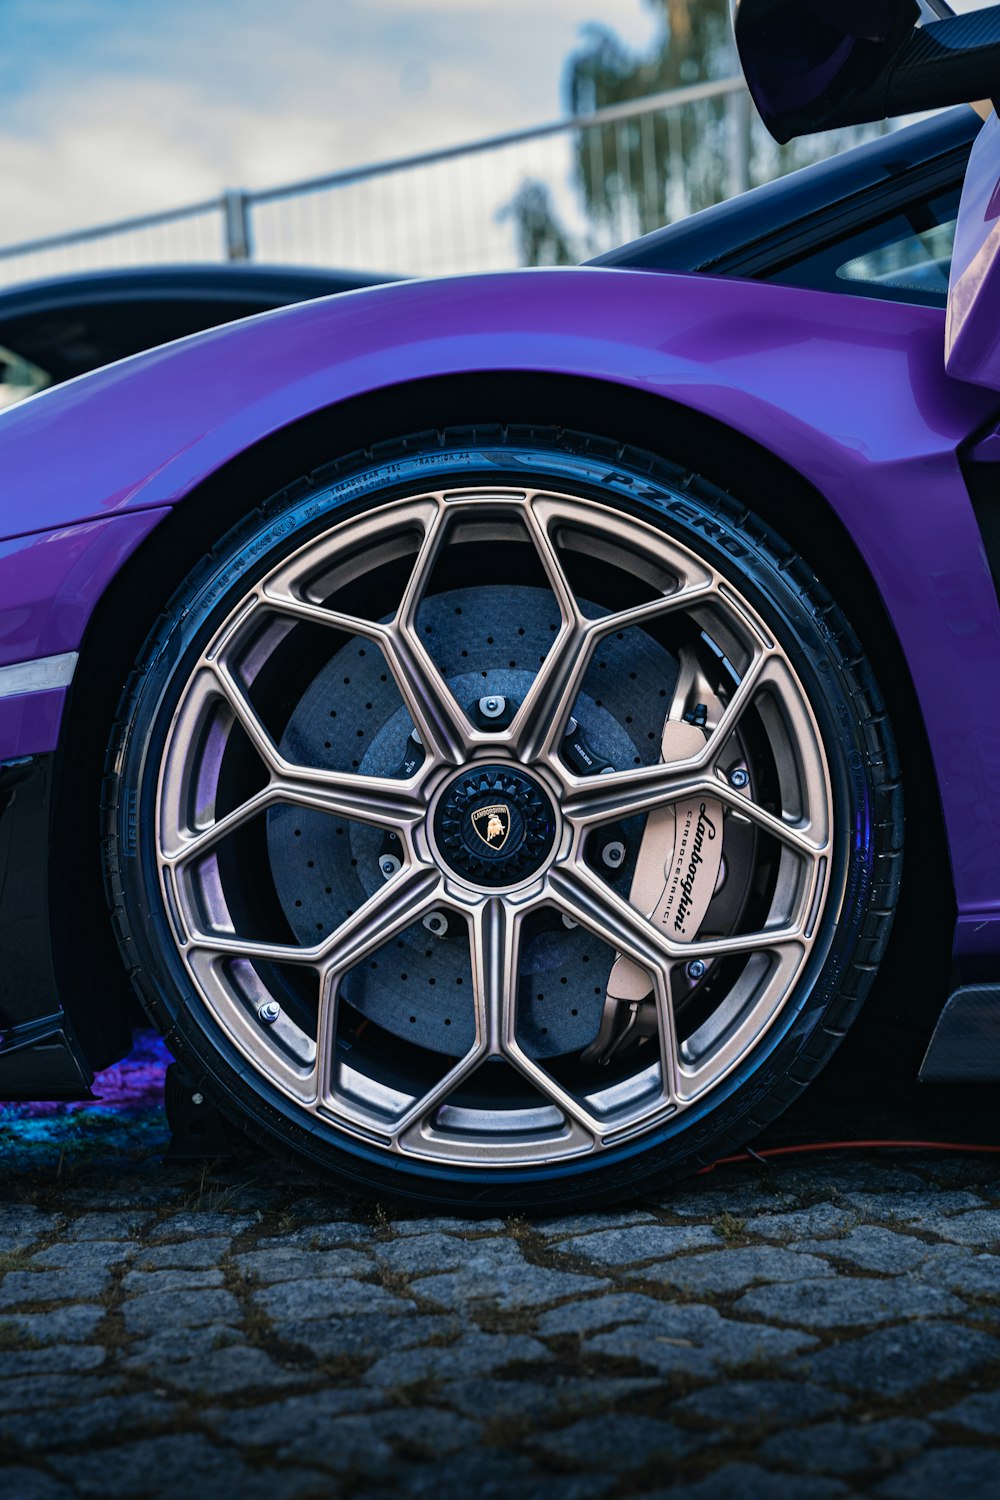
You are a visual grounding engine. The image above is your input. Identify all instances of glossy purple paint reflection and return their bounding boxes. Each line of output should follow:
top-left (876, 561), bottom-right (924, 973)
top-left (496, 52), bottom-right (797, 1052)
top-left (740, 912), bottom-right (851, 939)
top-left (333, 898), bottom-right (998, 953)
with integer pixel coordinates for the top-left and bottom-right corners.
top-left (0, 509), bottom-right (168, 670)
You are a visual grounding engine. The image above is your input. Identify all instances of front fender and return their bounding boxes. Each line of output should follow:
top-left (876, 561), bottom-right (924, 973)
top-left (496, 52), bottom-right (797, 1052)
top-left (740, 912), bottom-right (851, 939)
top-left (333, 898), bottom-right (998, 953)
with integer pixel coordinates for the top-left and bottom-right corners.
top-left (2, 265), bottom-right (999, 954)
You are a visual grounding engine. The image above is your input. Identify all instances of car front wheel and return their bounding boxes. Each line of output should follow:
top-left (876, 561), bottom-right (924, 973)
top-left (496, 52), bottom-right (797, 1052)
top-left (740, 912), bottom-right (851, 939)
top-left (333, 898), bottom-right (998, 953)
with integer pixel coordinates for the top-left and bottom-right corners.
top-left (105, 426), bottom-right (902, 1210)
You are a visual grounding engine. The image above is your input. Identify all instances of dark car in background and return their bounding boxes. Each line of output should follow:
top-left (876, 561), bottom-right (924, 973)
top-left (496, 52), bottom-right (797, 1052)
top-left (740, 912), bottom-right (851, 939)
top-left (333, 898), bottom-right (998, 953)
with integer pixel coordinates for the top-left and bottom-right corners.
top-left (0, 263), bottom-right (398, 409)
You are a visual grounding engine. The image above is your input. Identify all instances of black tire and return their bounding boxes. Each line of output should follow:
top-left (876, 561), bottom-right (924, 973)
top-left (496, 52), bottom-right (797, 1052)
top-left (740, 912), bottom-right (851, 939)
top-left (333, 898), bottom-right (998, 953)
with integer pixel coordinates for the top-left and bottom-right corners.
top-left (104, 426), bottom-right (902, 1211)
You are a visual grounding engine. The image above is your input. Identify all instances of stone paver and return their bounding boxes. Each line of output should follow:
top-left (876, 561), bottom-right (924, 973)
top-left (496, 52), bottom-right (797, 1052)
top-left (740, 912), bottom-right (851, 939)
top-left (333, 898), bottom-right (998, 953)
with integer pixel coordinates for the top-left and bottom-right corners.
top-left (364, 1330), bottom-right (551, 1387)
top-left (532, 1411), bottom-right (706, 1468)
top-left (759, 1416), bottom-right (935, 1475)
top-left (655, 1464), bottom-right (850, 1499)
top-left (790, 1322), bottom-right (1000, 1396)
top-left (415, 1235), bottom-right (608, 1310)
top-left (876, 1447), bottom-right (1000, 1498)
top-left (552, 1222), bottom-right (717, 1264)
top-left (932, 1388), bottom-right (1000, 1433)
top-left (798, 1223), bottom-right (938, 1273)
top-left (630, 1244), bottom-right (835, 1292)
top-left (734, 1274), bottom-right (965, 1328)
top-left (5, 1059), bottom-right (1000, 1498)
top-left (671, 1378), bottom-right (848, 1431)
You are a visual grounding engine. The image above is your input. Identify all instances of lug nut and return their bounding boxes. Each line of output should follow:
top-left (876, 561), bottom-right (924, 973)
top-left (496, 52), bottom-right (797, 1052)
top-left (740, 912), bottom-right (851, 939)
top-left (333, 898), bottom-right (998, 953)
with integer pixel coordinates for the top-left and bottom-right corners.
top-left (423, 911), bottom-right (449, 937)
top-left (191, 1092), bottom-right (205, 1105)
top-left (479, 695), bottom-right (506, 719)
top-left (730, 767), bottom-right (750, 790)
top-left (686, 960), bottom-right (707, 982)
top-left (257, 1001), bottom-right (281, 1025)
top-left (380, 855), bottom-right (401, 879)
top-left (561, 914), bottom-right (579, 930)
top-left (601, 840), bottom-right (626, 869)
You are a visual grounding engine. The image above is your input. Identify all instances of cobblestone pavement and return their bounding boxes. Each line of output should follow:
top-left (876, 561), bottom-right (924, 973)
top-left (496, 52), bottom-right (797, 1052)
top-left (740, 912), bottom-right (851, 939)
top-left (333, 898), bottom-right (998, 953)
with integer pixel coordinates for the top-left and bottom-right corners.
top-left (2, 1040), bottom-right (1000, 1498)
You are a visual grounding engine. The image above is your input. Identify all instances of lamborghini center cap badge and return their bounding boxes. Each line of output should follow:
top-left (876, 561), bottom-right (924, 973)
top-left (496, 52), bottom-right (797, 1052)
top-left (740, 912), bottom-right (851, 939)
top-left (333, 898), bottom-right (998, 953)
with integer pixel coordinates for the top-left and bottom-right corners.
top-left (434, 765), bottom-right (557, 888)
top-left (472, 803), bottom-right (511, 850)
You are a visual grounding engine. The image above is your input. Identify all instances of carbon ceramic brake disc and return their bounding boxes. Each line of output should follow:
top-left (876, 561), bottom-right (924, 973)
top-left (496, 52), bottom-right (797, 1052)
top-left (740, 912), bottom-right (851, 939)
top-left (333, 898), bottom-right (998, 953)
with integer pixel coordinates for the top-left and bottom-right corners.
top-left (268, 584), bottom-right (678, 1057)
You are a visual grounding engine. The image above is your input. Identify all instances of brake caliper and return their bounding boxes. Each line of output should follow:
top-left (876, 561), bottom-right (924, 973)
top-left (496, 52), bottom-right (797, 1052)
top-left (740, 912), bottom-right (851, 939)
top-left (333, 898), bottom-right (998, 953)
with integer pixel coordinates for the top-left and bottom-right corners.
top-left (581, 715), bottom-right (725, 1066)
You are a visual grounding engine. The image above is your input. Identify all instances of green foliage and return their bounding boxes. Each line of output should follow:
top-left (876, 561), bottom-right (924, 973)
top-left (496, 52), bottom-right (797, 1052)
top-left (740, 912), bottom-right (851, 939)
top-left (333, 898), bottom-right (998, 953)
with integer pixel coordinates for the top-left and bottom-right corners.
top-left (499, 180), bottom-right (576, 267)
top-left (503, 0), bottom-right (890, 266)
top-left (565, 0), bottom-right (733, 235)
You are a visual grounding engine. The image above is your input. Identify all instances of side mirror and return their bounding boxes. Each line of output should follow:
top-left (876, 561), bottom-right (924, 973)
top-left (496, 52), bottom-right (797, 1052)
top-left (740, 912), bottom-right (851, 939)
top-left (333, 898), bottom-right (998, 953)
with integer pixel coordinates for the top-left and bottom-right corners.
top-left (734, 0), bottom-right (1000, 143)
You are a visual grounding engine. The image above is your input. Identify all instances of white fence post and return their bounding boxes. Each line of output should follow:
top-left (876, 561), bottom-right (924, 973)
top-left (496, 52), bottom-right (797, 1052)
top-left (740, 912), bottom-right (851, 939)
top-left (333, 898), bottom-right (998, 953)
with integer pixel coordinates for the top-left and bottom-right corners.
top-left (223, 190), bottom-right (254, 261)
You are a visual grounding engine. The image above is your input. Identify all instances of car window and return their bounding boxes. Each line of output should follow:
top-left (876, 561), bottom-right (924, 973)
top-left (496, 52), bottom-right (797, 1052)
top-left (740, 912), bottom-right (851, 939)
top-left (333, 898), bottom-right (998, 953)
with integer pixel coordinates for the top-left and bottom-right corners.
top-left (0, 344), bottom-right (51, 410)
top-left (764, 186), bottom-right (962, 307)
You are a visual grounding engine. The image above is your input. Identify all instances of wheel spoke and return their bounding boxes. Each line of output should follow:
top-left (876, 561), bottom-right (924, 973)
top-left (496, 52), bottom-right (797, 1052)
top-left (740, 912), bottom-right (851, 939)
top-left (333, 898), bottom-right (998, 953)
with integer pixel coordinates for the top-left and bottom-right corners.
top-left (188, 864), bottom-right (441, 967)
top-left (209, 660), bottom-right (280, 772)
top-left (472, 895), bottom-right (603, 1141)
top-left (588, 580), bottom-right (717, 640)
top-left (509, 617), bottom-right (590, 762)
top-left (549, 862), bottom-right (684, 967)
top-left (522, 495), bottom-right (584, 629)
top-left (511, 573), bottom-right (718, 766)
top-left (645, 955), bottom-right (682, 1108)
top-left (390, 1041), bottom-right (487, 1149)
top-left (389, 898), bottom-right (515, 1149)
top-left (471, 896), bottom-right (520, 1054)
top-left (164, 765), bottom-right (423, 872)
top-left (563, 760), bottom-right (825, 862)
top-left (711, 779), bottom-right (826, 861)
top-left (563, 762), bottom-right (720, 827)
top-left (258, 588), bottom-right (388, 642)
top-left (380, 622), bottom-right (471, 767)
top-left (321, 864), bottom-right (443, 973)
top-left (549, 862), bottom-right (806, 967)
top-left (162, 784), bottom-right (276, 866)
top-left (396, 499), bottom-right (449, 627)
top-left (273, 768), bottom-right (425, 832)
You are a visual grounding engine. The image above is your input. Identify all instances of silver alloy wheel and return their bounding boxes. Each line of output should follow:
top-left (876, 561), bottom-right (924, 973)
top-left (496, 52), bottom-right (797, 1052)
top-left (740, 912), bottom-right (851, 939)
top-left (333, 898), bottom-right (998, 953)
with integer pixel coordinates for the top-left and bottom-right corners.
top-left (156, 486), bottom-right (835, 1168)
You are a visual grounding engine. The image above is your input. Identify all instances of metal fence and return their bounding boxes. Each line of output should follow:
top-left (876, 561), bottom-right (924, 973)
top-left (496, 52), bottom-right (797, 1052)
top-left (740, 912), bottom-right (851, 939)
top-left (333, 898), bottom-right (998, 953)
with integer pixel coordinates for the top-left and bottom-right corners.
top-left (0, 78), bottom-right (888, 286)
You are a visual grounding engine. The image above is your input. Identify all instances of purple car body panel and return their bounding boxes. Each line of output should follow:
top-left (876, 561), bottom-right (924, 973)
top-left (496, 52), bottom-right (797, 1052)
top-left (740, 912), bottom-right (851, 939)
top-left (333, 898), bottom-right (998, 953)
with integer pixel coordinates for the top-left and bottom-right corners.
top-left (0, 510), bottom-right (169, 756)
top-left (1, 267), bottom-right (999, 960)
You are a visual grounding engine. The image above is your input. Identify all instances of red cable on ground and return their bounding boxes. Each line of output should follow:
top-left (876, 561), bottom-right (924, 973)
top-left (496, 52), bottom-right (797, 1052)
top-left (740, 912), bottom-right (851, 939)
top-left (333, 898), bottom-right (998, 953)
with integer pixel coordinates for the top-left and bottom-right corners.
top-left (699, 1138), bottom-right (1000, 1173)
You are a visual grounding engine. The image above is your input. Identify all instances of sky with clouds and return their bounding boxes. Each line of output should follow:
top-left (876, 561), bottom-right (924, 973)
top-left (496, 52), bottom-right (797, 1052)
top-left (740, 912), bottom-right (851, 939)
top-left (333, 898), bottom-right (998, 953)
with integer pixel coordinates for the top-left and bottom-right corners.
top-left (0, 0), bottom-right (990, 269)
top-left (0, 0), bottom-right (662, 243)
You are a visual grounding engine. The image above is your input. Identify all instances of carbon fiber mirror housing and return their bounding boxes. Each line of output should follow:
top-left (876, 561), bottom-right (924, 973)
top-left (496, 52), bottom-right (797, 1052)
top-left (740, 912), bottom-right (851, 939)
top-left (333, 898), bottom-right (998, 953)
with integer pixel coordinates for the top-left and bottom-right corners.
top-left (733, 0), bottom-right (1000, 143)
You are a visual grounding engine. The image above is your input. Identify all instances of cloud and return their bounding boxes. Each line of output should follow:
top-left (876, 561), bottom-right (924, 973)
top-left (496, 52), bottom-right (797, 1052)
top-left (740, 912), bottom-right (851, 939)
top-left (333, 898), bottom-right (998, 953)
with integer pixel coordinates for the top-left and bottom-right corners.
top-left (0, 0), bottom-right (658, 253)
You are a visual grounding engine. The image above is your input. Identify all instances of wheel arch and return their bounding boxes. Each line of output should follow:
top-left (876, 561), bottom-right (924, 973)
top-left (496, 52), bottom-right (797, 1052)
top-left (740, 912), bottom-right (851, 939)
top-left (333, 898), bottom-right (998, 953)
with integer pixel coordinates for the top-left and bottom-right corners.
top-left (54, 369), bottom-right (946, 1068)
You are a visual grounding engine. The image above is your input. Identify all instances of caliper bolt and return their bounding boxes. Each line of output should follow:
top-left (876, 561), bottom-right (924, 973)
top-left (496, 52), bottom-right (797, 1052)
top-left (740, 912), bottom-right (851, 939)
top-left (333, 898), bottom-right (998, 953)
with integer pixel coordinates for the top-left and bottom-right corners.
top-left (422, 911), bottom-right (449, 937)
top-left (730, 767), bottom-right (750, 790)
top-left (257, 1001), bottom-right (281, 1025)
top-left (479, 695), bottom-right (506, 719)
top-left (601, 840), bottom-right (626, 869)
top-left (380, 855), bottom-right (401, 878)
top-left (686, 960), bottom-right (707, 982)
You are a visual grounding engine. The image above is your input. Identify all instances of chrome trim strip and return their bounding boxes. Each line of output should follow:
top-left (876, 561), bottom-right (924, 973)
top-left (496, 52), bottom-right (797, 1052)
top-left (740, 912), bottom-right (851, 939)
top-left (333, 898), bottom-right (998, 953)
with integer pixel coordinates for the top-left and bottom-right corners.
top-left (0, 652), bottom-right (79, 699)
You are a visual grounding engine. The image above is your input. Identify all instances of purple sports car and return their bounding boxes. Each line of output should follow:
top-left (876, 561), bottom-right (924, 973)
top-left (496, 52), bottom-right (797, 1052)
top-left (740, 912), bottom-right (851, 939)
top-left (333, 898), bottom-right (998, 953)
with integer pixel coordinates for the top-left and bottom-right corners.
top-left (3, 0), bottom-right (1000, 1210)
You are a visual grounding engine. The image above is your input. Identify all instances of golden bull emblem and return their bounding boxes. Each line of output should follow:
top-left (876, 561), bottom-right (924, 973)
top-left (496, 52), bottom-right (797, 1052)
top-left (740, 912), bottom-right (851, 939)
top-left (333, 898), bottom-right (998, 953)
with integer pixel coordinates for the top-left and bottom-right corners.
top-left (472, 803), bottom-right (511, 850)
